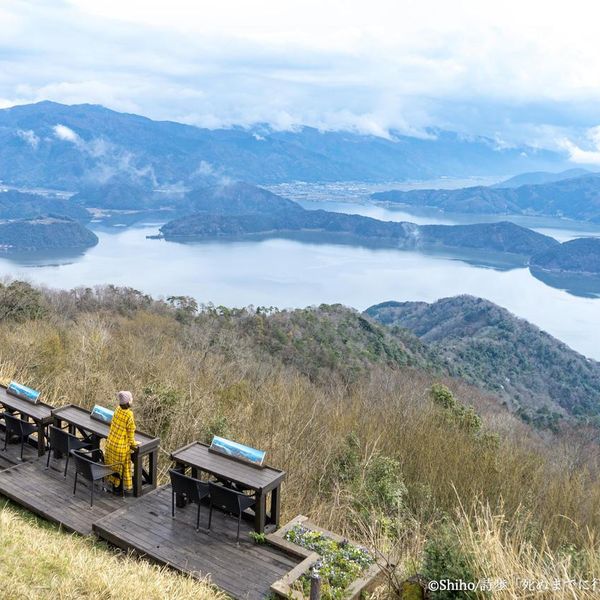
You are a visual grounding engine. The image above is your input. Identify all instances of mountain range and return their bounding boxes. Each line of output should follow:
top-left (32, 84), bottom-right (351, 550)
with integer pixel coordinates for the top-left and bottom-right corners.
top-left (0, 101), bottom-right (566, 189)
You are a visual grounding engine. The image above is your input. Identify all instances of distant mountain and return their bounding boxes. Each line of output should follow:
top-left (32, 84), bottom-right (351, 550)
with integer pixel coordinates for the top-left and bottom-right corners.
top-left (160, 183), bottom-right (558, 258)
top-left (372, 174), bottom-right (600, 222)
top-left (0, 215), bottom-right (98, 250)
top-left (531, 238), bottom-right (600, 276)
top-left (0, 101), bottom-right (565, 188)
top-left (0, 190), bottom-right (90, 221)
top-left (71, 182), bottom-right (157, 210)
top-left (492, 168), bottom-right (593, 188)
top-left (366, 296), bottom-right (600, 423)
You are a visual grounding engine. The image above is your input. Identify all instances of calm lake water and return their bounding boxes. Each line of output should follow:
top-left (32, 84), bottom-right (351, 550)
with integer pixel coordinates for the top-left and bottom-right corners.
top-left (0, 180), bottom-right (598, 360)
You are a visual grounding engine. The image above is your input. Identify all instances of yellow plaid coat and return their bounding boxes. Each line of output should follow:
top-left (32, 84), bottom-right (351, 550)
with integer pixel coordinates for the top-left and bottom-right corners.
top-left (105, 406), bottom-right (136, 490)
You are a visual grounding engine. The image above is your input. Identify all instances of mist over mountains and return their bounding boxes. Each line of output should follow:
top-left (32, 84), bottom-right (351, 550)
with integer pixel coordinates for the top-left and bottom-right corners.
top-left (0, 101), bottom-right (567, 189)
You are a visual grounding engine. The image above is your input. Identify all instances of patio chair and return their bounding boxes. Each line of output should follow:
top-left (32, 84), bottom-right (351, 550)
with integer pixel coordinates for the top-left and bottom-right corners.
top-left (46, 425), bottom-right (93, 476)
top-left (70, 448), bottom-right (123, 507)
top-left (207, 481), bottom-right (256, 543)
top-left (1, 412), bottom-right (39, 461)
top-left (169, 469), bottom-right (210, 531)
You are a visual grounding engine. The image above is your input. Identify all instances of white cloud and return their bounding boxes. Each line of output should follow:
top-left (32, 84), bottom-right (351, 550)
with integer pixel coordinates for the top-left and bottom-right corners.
top-left (0, 1), bottom-right (600, 147)
top-left (560, 126), bottom-right (600, 166)
top-left (53, 124), bottom-right (81, 144)
top-left (16, 129), bottom-right (40, 149)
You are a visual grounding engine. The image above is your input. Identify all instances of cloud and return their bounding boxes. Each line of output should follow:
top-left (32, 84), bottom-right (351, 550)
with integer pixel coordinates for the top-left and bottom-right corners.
top-left (0, 1), bottom-right (600, 149)
top-left (16, 129), bottom-right (39, 149)
top-left (53, 124), bottom-right (81, 144)
top-left (560, 126), bottom-right (600, 166)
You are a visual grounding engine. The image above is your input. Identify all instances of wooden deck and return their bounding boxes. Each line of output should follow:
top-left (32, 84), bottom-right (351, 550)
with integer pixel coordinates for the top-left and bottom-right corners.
top-left (94, 486), bottom-right (300, 599)
top-left (0, 428), bottom-right (39, 470)
top-left (0, 454), bottom-right (135, 534)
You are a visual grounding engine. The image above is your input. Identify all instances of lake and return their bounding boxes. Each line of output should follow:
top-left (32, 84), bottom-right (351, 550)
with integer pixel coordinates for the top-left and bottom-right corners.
top-left (0, 180), bottom-right (598, 361)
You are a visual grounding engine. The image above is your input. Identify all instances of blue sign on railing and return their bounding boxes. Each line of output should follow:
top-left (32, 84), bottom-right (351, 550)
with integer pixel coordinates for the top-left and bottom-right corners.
top-left (7, 381), bottom-right (41, 404)
top-left (90, 404), bottom-right (114, 424)
top-left (210, 435), bottom-right (266, 467)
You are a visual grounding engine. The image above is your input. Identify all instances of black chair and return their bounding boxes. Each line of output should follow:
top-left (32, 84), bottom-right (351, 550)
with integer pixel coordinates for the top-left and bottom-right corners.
top-left (46, 425), bottom-right (93, 477)
top-left (71, 448), bottom-right (123, 507)
top-left (169, 469), bottom-right (210, 531)
top-left (208, 481), bottom-right (256, 543)
top-left (1, 412), bottom-right (39, 461)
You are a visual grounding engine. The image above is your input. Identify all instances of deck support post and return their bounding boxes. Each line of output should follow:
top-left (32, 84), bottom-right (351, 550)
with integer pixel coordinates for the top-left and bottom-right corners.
top-left (310, 572), bottom-right (321, 600)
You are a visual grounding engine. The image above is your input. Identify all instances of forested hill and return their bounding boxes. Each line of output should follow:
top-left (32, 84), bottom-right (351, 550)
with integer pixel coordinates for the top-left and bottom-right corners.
top-left (366, 295), bottom-right (600, 426)
top-left (0, 190), bottom-right (89, 221)
top-left (0, 216), bottom-right (98, 251)
top-left (531, 237), bottom-right (600, 276)
top-left (372, 174), bottom-right (600, 222)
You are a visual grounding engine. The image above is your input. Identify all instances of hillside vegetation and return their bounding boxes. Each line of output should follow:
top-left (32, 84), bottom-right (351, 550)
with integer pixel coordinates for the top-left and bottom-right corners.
top-left (366, 296), bottom-right (600, 427)
top-left (0, 282), bottom-right (599, 598)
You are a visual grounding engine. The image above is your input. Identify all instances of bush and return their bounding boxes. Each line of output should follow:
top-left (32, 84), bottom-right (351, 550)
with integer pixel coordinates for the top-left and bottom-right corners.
top-left (0, 281), bottom-right (47, 322)
top-left (422, 523), bottom-right (479, 599)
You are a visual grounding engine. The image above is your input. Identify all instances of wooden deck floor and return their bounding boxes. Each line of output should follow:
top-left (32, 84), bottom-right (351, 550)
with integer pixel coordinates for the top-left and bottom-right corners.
top-left (0, 429), bottom-right (39, 470)
top-left (94, 486), bottom-right (300, 599)
top-left (0, 454), bottom-right (135, 534)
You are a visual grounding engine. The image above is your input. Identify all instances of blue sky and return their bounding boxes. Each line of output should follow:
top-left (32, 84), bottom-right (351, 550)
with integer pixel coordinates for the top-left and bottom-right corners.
top-left (2, 0), bottom-right (600, 162)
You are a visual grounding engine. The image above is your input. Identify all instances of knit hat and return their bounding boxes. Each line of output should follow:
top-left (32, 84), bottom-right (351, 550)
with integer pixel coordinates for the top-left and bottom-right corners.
top-left (117, 390), bottom-right (133, 406)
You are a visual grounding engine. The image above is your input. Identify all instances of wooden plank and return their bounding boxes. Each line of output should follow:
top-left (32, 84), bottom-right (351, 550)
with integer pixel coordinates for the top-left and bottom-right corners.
top-left (94, 486), bottom-right (300, 599)
top-left (0, 429), bottom-right (39, 469)
top-left (0, 456), bottom-right (134, 535)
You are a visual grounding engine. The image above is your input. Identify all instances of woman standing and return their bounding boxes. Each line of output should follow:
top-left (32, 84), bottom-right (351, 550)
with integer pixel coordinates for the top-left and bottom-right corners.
top-left (105, 390), bottom-right (138, 495)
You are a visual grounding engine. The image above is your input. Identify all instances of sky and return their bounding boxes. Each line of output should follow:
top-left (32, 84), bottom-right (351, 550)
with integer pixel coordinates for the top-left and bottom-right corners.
top-left (2, 0), bottom-right (600, 160)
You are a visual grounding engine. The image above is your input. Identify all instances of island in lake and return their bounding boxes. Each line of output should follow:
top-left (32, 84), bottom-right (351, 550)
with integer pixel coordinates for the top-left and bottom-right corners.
top-left (0, 215), bottom-right (98, 251)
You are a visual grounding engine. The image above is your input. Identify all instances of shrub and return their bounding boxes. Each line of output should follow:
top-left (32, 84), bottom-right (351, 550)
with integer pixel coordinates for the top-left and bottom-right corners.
top-left (422, 523), bottom-right (479, 599)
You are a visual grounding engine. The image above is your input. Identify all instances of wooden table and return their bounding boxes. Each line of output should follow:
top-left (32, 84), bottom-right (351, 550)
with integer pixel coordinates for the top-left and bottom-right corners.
top-left (171, 441), bottom-right (286, 534)
top-left (0, 386), bottom-right (53, 456)
top-left (51, 404), bottom-right (160, 497)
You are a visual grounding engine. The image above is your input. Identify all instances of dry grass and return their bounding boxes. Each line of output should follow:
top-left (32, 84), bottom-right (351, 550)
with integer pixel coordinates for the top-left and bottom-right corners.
top-left (453, 500), bottom-right (600, 599)
top-left (0, 502), bottom-right (225, 600)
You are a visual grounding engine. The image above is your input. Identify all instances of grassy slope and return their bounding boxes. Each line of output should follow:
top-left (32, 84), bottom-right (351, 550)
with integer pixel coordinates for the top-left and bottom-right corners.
top-left (0, 501), bottom-right (223, 600)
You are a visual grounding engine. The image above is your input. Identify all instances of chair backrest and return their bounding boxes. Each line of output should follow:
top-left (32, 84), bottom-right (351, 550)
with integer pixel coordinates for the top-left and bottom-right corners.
top-left (2, 412), bottom-right (35, 436)
top-left (208, 481), bottom-right (246, 515)
top-left (48, 425), bottom-right (88, 454)
top-left (169, 469), bottom-right (207, 503)
top-left (70, 449), bottom-right (110, 482)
